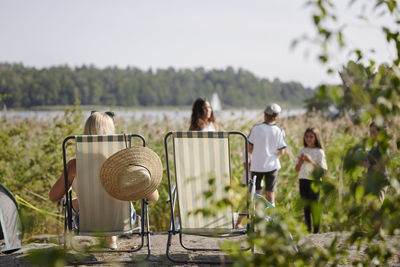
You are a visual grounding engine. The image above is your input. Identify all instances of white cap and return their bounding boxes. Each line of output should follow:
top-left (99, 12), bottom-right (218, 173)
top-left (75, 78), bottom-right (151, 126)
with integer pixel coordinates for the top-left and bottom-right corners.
top-left (264, 103), bottom-right (282, 115)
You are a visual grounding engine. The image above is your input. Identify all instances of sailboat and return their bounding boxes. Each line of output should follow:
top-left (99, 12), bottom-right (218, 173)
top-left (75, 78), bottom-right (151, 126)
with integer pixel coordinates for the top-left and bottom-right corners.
top-left (210, 93), bottom-right (222, 112)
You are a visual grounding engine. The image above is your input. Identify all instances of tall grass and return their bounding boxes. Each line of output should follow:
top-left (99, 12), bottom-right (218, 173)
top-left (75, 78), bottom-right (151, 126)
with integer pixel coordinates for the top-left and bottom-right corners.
top-left (1, 107), bottom-right (399, 241)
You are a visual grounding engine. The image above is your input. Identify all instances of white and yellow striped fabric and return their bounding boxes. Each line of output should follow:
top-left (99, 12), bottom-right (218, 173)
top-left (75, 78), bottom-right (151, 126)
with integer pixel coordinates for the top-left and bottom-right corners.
top-left (173, 132), bottom-right (233, 234)
top-left (74, 135), bottom-right (132, 235)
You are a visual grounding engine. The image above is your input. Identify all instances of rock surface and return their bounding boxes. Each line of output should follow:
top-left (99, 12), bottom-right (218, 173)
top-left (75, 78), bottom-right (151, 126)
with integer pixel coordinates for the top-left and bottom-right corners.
top-left (1, 232), bottom-right (399, 266)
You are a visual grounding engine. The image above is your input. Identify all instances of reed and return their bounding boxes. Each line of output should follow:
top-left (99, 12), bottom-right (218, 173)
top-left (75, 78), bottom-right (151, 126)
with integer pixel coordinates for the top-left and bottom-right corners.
top-left (1, 107), bottom-right (399, 239)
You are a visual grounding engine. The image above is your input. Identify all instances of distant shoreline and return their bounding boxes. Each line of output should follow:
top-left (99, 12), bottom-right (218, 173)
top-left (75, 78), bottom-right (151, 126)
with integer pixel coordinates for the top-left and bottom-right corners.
top-left (6, 103), bottom-right (305, 111)
top-left (0, 108), bottom-right (306, 123)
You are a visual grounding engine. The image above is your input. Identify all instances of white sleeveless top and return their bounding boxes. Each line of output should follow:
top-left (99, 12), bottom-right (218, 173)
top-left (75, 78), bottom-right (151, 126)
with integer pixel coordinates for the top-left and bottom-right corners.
top-left (202, 122), bottom-right (216, 131)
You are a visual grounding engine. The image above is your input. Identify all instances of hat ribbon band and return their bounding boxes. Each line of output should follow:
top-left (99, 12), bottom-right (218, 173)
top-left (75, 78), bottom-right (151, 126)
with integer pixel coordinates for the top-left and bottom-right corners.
top-left (129, 163), bottom-right (151, 177)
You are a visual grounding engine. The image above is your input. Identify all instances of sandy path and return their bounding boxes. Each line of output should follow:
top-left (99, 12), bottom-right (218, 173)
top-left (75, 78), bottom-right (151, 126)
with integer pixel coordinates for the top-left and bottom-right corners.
top-left (1, 232), bottom-right (399, 266)
top-left (0, 233), bottom-right (243, 266)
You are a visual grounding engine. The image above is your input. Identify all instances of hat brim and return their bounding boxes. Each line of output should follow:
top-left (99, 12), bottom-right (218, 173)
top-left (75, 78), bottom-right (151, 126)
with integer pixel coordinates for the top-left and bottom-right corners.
top-left (100, 146), bottom-right (163, 201)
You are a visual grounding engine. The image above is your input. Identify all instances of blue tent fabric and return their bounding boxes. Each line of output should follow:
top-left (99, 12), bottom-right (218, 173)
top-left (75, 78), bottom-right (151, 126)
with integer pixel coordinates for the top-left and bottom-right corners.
top-left (0, 184), bottom-right (22, 253)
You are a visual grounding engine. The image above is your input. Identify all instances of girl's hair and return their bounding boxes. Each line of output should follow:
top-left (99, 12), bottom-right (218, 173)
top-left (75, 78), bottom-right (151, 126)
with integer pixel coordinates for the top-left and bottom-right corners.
top-left (303, 127), bottom-right (324, 149)
top-left (189, 97), bottom-right (216, 131)
top-left (84, 112), bottom-right (115, 135)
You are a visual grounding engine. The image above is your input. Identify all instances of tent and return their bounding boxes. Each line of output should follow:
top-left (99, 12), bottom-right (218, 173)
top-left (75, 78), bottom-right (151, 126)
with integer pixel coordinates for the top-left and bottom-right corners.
top-left (0, 184), bottom-right (22, 253)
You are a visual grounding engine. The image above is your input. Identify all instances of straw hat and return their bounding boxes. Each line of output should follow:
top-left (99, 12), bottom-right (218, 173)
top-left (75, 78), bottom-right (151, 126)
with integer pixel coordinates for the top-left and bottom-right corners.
top-left (100, 146), bottom-right (163, 201)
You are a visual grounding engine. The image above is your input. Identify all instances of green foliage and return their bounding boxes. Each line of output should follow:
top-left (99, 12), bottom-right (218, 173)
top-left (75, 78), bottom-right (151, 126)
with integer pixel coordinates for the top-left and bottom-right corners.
top-left (27, 247), bottom-right (66, 267)
top-left (2, 3), bottom-right (399, 266)
top-left (306, 60), bottom-right (400, 122)
top-left (305, 84), bottom-right (342, 114)
top-left (0, 64), bottom-right (313, 109)
top-left (223, 0), bottom-right (400, 265)
top-left (1, 104), bottom-right (399, 264)
top-left (0, 104), bottom-right (82, 236)
top-left (190, 113), bottom-right (400, 265)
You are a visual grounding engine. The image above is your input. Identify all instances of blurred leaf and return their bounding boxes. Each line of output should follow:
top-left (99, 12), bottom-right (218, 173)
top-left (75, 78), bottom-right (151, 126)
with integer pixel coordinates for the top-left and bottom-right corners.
top-left (355, 185), bottom-right (364, 203)
top-left (27, 248), bottom-right (66, 267)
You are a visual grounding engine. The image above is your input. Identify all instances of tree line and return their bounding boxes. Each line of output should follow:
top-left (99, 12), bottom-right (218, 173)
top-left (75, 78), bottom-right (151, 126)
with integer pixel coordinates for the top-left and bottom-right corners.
top-left (0, 63), bottom-right (314, 108)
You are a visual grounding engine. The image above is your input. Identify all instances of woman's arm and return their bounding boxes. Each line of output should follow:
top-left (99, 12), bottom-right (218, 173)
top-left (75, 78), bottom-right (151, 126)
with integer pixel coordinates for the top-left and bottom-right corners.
top-left (49, 159), bottom-right (76, 202)
top-left (146, 189), bottom-right (159, 202)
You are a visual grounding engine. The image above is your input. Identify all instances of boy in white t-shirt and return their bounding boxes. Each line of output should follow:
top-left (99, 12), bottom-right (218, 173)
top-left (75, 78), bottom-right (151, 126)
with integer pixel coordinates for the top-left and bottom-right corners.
top-left (248, 103), bottom-right (286, 206)
top-left (235, 103), bottom-right (286, 229)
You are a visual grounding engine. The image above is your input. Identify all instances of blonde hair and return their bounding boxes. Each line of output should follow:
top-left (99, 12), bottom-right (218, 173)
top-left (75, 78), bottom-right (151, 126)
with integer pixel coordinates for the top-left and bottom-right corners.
top-left (84, 112), bottom-right (115, 135)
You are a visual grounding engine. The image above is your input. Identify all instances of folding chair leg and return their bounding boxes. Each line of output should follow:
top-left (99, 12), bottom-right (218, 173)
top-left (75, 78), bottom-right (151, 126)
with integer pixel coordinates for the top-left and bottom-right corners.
top-left (144, 201), bottom-right (151, 260)
top-left (166, 230), bottom-right (174, 263)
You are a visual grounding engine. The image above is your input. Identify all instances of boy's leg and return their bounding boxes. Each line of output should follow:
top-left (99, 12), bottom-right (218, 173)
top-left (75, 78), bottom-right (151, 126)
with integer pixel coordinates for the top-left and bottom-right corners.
top-left (254, 172), bottom-right (264, 194)
top-left (236, 172), bottom-right (263, 229)
top-left (235, 176), bottom-right (258, 229)
top-left (264, 170), bottom-right (278, 204)
top-left (265, 191), bottom-right (275, 203)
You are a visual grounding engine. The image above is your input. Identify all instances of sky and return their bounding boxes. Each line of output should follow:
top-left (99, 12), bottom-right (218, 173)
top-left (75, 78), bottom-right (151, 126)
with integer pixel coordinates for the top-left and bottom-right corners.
top-left (0, 0), bottom-right (396, 88)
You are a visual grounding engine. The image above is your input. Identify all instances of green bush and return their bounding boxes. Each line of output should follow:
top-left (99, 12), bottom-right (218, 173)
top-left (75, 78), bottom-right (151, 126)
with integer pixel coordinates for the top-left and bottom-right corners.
top-left (1, 107), bottom-right (399, 265)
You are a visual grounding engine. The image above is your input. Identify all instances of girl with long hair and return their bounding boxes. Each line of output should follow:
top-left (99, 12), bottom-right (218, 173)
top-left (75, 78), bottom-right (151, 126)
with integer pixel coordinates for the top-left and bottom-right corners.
top-left (189, 98), bottom-right (218, 131)
top-left (295, 127), bottom-right (327, 233)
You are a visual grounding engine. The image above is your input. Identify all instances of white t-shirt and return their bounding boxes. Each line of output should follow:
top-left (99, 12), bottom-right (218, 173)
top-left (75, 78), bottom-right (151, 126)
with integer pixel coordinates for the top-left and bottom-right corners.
top-left (248, 122), bottom-right (287, 172)
top-left (295, 147), bottom-right (327, 180)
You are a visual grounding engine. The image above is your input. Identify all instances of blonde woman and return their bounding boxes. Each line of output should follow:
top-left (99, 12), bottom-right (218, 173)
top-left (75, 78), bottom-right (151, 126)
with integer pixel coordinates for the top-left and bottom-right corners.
top-left (49, 111), bottom-right (159, 248)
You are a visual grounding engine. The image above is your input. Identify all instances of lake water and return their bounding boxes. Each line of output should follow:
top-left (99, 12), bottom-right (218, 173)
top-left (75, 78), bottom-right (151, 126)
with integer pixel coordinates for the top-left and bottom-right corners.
top-left (0, 108), bottom-right (305, 124)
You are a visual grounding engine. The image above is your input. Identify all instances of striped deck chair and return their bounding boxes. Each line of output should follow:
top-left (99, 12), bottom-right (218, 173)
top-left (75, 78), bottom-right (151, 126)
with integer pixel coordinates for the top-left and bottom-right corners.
top-left (164, 131), bottom-right (251, 264)
top-left (62, 134), bottom-right (151, 263)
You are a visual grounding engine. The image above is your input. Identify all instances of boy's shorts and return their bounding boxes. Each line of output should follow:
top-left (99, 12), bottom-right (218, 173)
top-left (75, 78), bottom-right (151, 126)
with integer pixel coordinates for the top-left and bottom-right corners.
top-left (252, 170), bottom-right (278, 192)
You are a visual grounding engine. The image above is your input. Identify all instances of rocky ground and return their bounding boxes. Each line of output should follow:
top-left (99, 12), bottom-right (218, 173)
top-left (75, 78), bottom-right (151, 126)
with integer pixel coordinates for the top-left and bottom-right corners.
top-left (1, 232), bottom-right (399, 266)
